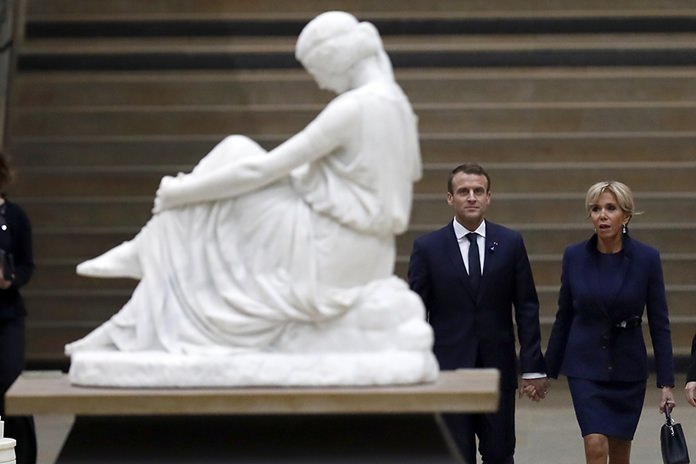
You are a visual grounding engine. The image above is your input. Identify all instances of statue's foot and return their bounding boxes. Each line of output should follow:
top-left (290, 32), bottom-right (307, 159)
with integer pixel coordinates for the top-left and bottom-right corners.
top-left (65, 324), bottom-right (117, 356)
top-left (76, 240), bottom-right (142, 280)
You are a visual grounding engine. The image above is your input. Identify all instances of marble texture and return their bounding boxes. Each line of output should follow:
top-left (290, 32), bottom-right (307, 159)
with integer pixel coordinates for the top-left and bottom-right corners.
top-left (65, 11), bottom-right (436, 387)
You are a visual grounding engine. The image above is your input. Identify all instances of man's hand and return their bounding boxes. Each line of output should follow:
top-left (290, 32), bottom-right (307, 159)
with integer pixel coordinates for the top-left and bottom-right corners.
top-left (519, 377), bottom-right (550, 402)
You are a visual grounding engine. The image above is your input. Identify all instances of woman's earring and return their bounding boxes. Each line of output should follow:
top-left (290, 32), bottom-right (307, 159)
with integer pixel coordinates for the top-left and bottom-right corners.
top-left (622, 224), bottom-right (627, 234)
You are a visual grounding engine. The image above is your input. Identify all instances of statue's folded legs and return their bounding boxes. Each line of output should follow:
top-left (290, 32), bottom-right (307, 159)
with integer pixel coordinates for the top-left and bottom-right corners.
top-left (75, 135), bottom-right (265, 282)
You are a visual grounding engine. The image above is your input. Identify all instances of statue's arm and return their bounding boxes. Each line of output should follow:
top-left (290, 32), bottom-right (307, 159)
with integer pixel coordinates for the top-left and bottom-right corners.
top-left (154, 96), bottom-right (358, 212)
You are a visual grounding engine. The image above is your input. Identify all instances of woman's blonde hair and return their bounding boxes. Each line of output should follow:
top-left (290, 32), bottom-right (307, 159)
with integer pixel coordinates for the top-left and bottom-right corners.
top-left (585, 180), bottom-right (640, 219)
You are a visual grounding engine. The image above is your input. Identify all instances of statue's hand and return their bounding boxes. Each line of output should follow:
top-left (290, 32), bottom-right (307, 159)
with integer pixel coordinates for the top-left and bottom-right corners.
top-left (153, 174), bottom-right (186, 213)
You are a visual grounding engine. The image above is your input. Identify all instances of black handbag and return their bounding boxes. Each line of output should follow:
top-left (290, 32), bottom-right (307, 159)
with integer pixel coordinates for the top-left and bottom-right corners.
top-left (661, 408), bottom-right (690, 464)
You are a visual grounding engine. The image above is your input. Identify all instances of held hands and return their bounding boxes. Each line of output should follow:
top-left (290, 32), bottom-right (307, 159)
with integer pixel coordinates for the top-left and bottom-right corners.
top-left (519, 377), bottom-right (550, 402)
top-left (686, 382), bottom-right (696, 408)
top-left (660, 386), bottom-right (676, 413)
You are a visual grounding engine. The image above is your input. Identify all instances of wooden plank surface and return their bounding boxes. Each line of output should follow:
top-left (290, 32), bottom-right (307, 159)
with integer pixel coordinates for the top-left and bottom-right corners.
top-left (6, 369), bottom-right (499, 416)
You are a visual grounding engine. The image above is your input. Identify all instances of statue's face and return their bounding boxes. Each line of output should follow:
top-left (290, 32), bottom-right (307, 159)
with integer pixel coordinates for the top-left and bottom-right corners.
top-left (304, 61), bottom-right (352, 94)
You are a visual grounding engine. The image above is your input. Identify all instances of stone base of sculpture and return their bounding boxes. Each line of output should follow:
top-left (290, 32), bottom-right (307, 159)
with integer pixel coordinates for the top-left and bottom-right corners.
top-left (68, 350), bottom-right (439, 387)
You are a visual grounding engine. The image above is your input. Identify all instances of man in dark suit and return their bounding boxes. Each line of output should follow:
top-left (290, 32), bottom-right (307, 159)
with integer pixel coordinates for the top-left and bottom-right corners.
top-left (408, 163), bottom-right (548, 464)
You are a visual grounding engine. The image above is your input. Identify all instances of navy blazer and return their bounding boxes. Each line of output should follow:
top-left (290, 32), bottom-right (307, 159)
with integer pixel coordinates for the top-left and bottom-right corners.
top-left (545, 233), bottom-right (675, 388)
top-left (687, 333), bottom-right (696, 383)
top-left (408, 220), bottom-right (546, 390)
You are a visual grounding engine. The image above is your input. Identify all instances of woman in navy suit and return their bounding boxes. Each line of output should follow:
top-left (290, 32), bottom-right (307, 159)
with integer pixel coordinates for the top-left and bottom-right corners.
top-left (545, 181), bottom-right (675, 464)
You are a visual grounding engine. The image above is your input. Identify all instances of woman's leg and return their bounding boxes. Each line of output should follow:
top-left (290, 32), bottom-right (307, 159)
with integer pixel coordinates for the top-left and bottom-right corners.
top-left (607, 437), bottom-right (631, 464)
top-left (584, 433), bottom-right (609, 464)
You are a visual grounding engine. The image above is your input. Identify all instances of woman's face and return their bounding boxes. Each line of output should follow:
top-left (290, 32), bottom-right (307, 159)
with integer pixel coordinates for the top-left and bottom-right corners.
top-left (589, 191), bottom-right (630, 241)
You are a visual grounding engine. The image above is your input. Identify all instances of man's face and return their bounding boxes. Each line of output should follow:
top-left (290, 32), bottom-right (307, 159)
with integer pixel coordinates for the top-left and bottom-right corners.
top-left (447, 172), bottom-right (491, 230)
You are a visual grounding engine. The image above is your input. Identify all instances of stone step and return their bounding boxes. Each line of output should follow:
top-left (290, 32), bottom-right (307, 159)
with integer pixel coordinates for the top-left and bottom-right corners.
top-left (415, 163), bottom-right (696, 194)
top-left (12, 68), bottom-right (696, 107)
top-left (8, 133), bottom-right (696, 168)
top-left (10, 168), bottom-right (165, 197)
top-left (408, 193), bottom-right (696, 226)
top-left (30, 262), bottom-right (136, 293)
top-left (23, 292), bottom-right (129, 325)
top-left (23, 325), bottom-right (90, 362)
top-left (31, 230), bottom-right (137, 260)
top-left (24, 0), bottom-right (696, 21)
top-left (23, 197), bottom-right (152, 228)
top-left (418, 133), bottom-right (696, 164)
top-left (21, 195), bottom-right (696, 237)
top-left (9, 104), bottom-right (696, 138)
top-left (17, 33), bottom-right (696, 71)
top-left (20, 194), bottom-right (696, 229)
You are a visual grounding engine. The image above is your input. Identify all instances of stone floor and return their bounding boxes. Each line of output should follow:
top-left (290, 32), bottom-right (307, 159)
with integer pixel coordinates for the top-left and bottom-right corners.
top-left (30, 374), bottom-right (696, 464)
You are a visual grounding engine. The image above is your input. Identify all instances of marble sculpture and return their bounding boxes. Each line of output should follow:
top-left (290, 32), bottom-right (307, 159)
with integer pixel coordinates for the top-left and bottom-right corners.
top-left (65, 11), bottom-right (438, 387)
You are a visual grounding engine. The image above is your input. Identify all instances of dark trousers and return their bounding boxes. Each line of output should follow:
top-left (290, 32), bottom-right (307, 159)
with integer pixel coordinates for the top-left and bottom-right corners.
top-left (442, 387), bottom-right (516, 464)
top-left (0, 317), bottom-right (37, 464)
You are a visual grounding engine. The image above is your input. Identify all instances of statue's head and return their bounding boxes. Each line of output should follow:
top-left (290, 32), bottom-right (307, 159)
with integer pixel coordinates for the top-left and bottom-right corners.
top-left (296, 11), bottom-right (388, 93)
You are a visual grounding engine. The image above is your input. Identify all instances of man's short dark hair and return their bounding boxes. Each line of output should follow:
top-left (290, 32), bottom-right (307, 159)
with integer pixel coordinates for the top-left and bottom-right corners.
top-left (447, 163), bottom-right (491, 193)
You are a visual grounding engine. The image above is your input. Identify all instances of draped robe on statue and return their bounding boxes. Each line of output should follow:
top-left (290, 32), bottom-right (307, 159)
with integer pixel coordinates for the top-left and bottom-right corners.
top-left (66, 79), bottom-right (438, 385)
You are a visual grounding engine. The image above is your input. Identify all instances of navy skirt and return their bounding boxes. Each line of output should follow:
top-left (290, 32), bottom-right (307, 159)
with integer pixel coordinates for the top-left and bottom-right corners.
top-left (568, 377), bottom-right (646, 440)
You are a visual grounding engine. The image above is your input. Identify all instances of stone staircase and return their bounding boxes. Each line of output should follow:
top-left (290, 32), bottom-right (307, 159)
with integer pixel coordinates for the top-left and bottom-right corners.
top-left (6, 0), bottom-right (696, 365)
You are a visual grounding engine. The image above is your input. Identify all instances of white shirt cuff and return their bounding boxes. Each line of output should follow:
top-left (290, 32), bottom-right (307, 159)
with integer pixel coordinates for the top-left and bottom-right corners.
top-left (522, 372), bottom-right (547, 379)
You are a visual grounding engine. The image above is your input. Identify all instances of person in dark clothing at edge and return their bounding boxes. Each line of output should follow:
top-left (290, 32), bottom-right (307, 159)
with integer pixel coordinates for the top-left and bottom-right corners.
top-left (0, 152), bottom-right (37, 464)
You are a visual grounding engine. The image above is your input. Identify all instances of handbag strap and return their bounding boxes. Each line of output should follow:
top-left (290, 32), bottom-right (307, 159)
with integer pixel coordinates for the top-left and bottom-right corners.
top-left (665, 408), bottom-right (676, 436)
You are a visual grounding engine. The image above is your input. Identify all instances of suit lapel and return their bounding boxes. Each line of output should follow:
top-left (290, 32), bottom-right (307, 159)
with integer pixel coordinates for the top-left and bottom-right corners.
top-left (442, 225), bottom-right (471, 289)
top-left (476, 223), bottom-right (504, 301)
top-left (479, 228), bottom-right (497, 291)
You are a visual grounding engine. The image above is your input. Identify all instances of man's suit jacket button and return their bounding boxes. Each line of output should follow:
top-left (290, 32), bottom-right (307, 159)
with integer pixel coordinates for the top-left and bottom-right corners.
top-left (608, 366), bottom-right (613, 371)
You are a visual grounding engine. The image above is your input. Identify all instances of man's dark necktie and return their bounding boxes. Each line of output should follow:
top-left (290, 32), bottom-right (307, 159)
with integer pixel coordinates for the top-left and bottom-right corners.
top-left (467, 232), bottom-right (481, 294)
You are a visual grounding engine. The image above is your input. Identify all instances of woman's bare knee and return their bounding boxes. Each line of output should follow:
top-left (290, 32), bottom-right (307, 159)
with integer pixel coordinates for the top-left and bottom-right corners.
top-left (584, 434), bottom-right (609, 464)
